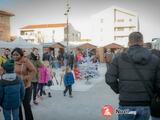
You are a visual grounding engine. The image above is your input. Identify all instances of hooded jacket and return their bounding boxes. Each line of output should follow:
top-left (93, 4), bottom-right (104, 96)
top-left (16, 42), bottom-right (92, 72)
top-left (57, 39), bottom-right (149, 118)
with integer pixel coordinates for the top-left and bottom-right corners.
top-left (105, 45), bottom-right (160, 106)
top-left (0, 73), bottom-right (25, 110)
top-left (64, 72), bottom-right (75, 86)
top-left (29, 52), bottom-right (42, 82)
top-left (38, 65), bottom-right (49, 84)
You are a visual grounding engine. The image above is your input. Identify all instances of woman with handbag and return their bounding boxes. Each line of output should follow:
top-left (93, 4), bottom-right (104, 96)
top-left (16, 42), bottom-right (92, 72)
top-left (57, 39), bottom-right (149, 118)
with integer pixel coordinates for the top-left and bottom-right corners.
top-left (11, 48), bottom-right (36, 120)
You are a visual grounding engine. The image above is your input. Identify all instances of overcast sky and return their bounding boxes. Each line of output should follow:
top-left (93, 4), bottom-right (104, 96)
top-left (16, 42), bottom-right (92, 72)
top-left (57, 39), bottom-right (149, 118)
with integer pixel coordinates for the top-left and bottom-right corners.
top-left (0, 0), bottom-right (160, 42)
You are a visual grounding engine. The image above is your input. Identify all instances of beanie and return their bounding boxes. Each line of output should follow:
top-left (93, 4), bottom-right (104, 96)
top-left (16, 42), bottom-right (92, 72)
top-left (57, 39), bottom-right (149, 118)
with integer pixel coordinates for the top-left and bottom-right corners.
top-left (3, 59), bottom-right (15, 73)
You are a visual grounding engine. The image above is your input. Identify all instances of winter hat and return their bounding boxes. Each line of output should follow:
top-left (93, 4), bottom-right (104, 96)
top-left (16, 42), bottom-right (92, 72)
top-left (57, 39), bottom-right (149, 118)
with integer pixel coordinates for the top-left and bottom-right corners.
top-left (3, 59), bottom-right (15, 73)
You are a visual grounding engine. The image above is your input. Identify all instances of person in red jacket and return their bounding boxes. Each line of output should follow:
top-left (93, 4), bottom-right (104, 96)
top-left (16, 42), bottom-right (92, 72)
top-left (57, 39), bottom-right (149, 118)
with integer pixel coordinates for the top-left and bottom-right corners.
top-left (73, 64), bottom-right (81, 80)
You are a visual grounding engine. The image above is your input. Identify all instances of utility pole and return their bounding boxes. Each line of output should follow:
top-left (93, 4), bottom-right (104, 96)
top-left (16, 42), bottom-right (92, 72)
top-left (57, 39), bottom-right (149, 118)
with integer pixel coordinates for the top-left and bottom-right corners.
top-left (64, 0), bottom-right (71, 54)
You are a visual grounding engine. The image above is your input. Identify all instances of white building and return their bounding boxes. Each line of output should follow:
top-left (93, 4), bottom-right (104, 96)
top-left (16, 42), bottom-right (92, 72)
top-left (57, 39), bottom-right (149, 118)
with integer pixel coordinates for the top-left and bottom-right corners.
top-left (20, 23), bottom-right (81, 44)
top-left (91, 6), bottom-right (139, 47)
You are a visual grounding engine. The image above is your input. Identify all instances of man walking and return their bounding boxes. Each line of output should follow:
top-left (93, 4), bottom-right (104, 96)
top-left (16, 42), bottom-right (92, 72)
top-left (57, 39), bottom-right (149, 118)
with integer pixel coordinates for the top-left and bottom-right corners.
top-left (105, 32), bottom-right (160, 120)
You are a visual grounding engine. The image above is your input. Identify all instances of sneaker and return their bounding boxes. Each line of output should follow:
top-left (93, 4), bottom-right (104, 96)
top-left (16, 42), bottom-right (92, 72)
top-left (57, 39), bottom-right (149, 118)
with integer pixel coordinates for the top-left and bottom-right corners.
top-left (48, 93), bottom-right (52, 98)
top-left (33, 100), bottom-right (39, 105)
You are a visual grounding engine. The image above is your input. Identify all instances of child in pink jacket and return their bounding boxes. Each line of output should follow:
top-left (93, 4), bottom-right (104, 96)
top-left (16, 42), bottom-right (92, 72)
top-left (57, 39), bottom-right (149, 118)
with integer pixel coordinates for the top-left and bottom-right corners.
top-left (37, 63), bottom-right (49, 98)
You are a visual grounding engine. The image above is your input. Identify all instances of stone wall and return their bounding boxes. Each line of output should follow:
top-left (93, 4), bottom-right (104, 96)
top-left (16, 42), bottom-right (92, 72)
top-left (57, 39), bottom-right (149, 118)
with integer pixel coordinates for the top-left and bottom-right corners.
top-left (0, 15), bottom-right (10, 41)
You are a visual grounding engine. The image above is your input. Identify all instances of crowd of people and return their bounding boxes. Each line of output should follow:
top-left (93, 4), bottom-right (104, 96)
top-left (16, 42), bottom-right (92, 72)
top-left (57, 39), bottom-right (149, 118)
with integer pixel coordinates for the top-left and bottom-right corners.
top-left (0, 46), bottom-right (99, 120)
top-left (1, 31), bottom-right (159, 120)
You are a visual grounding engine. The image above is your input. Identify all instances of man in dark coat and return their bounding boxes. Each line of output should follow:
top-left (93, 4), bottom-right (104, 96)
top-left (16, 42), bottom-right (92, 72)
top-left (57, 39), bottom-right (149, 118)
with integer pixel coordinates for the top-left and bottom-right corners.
top-left (105, 32), bottom-right (160, 120)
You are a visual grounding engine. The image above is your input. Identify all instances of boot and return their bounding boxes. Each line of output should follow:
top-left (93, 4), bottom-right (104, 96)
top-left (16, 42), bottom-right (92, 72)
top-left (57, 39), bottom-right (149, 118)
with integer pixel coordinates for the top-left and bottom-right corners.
top-left (48, 92), bottom-right (52, 98)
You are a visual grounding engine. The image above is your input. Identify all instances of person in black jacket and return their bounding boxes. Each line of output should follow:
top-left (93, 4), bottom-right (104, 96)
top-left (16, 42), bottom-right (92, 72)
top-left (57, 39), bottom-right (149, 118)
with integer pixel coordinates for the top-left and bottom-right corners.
top-left (149, 49), bottom-right (160, 120)
top-left (105, 32), bottom-right (160, 120)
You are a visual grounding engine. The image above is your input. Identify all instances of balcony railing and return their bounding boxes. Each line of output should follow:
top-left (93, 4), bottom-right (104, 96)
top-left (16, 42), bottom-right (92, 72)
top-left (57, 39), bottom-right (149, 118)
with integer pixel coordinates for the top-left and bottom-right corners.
top-left (114, 22), bottom-right (137, 28)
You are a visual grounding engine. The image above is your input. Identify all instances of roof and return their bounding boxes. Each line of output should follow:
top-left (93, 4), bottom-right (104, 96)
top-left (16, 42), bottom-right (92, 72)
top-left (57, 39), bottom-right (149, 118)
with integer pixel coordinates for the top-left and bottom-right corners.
top-left (50, 42), bottom-right (65, 49)
top-left (92, 6), bottom-right (137, 18)
top-left (0, 10), bottom-right (15, 16)
top-left (77, 43), bottom-right (97, 49)
top-left (21, 23), bottom-right (66, 29)
top-left (104, 43), bottom-right (124, 49)
top-left (111, 6), bottom-right (137, 16)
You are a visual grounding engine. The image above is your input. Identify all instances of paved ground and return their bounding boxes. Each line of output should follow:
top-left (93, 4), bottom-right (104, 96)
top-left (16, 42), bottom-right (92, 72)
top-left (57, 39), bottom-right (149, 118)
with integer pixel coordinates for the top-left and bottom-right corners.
top-left (32, 80), bottom-right (118, 120)
top-left (0, 64), bottom-right (119, 120)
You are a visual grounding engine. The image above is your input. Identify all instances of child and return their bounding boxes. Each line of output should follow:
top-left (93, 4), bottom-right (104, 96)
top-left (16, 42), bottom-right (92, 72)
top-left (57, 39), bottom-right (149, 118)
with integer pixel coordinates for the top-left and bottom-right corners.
top-left (73, 64), bottom-right (81, 80)
top-left (45, 61), bottom-right (54, 98)
top-left (63, 66), bottom-right (75, 98)
top-left (0, 59), bottom-right (25, 120)
top-left (37, 62), bottom-right (48, 99)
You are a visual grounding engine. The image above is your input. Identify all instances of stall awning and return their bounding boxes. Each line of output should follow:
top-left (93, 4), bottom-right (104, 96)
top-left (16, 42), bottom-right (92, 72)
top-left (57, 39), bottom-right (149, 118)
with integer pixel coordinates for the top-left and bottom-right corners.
top-left (104, 43), bottom-right (124, 49)
top-left (50, 43), bottom-right (64, 49)
top-left (77, 43), bottom-right (97, 49)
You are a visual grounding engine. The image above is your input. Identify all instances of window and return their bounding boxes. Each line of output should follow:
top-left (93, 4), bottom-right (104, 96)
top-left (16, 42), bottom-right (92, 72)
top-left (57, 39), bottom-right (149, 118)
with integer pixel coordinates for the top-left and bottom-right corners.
top-left (116, 28), bottom-right (124, 31)
top-left (129, 27), bottom-right (134, 31)
top-left (100, 18), bottom-right (104, 23)
top-left (21, 31), bottom-right (25, 35)
top-left (117, 19), bottom-right (124, 22)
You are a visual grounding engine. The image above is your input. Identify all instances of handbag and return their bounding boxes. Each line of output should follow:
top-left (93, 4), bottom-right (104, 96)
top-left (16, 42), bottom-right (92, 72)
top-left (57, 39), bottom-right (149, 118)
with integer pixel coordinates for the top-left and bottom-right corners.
top-left (129, 56), bottom-right (160, 117)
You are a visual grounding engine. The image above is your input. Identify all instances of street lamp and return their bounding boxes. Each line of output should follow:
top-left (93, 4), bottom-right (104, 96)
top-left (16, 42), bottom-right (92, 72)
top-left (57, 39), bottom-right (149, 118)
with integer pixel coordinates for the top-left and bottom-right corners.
top-left (64, 0), bottom-right (71, 54)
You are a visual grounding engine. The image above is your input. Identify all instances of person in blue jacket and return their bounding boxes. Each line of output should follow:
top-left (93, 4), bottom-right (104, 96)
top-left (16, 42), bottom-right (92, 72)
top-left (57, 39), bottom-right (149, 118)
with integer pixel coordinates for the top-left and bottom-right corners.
top-left (0, 59), bottom-right (25, 120)
top-left (63, 66), bottom-right (75, 98)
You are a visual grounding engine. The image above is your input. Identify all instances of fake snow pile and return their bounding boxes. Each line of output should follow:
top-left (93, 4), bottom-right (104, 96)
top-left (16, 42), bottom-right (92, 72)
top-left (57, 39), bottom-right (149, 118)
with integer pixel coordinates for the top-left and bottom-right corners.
top-left (50, 63), bottom-right (107, 92)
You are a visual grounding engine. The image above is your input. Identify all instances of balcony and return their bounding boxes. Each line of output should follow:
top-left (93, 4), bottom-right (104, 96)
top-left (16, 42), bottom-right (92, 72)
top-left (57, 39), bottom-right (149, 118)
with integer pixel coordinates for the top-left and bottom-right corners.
top-left (114, 31), bottom-right (131, 37)
top-left (114, 22), bottom-right (137, 28)
top-left (21, 35), bottom-right (36, 40)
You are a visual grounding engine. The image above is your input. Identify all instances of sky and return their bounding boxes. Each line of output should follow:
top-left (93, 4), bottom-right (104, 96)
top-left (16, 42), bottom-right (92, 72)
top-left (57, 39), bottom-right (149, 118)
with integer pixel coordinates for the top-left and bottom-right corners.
top-left (0, 0), bottom-right (160, 42)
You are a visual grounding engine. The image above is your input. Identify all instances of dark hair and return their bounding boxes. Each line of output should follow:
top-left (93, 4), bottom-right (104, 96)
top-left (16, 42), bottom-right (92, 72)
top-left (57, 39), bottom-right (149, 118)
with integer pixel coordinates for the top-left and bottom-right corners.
top-left (32, 47), bottom-right (38, 51)
top-left (129, 32), bottom-right (143, 44)
top-left (5, 48), bottom-right (10, 51)
top-left (11, 48), bottom-right (24, 57)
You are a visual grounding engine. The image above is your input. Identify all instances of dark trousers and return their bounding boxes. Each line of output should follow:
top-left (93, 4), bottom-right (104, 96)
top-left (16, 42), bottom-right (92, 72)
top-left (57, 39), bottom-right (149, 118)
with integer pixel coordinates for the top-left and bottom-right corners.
top-left (32, 82), bottom-right (38, 101)
top-left (19, 86), bottom-right (34, 120)
top-left (64, 85), bottom-right (72, 95)
top-left (37, 83), bottom-right (45, 96)
top-left (69, 63), bottom-right (73, 70)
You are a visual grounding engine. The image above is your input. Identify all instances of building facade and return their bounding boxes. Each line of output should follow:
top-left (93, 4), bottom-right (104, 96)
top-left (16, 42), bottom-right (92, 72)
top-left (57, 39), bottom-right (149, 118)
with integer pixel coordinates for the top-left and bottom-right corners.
top-left (91, 6), bottom-right (139, 47)
top-left (0, 10), bottom-right (14, 41)
top-left (20, 23), bottom-right (81, 44)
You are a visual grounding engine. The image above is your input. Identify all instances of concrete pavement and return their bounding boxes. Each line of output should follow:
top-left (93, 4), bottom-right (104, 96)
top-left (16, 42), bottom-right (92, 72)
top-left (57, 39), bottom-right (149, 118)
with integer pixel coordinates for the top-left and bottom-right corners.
top-left (0, 64), bottom-right (119, 120)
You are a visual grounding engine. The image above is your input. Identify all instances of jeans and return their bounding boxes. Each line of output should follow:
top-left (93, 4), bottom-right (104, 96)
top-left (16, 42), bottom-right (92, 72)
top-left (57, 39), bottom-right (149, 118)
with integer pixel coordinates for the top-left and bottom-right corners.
top-left (64, 85), bottom-right (72, 95)
top-left (19, 87), bottom-right (34, 120)
top-left (32, 82), bottom-right (38, 101)
top-left (3, 108), bottom-right (19, 120)
top-left (118, 105), bottom-right (150, 120)
top-left (152, 117), bottom-right (160, 120)
top-left (37, 83), bottom-right (45, 96)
